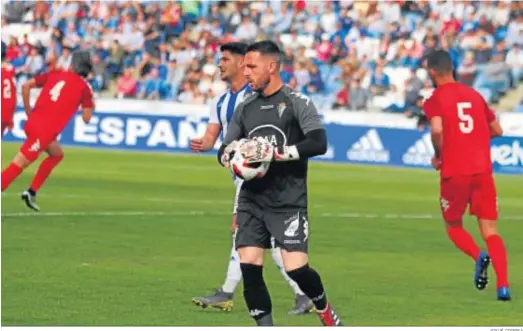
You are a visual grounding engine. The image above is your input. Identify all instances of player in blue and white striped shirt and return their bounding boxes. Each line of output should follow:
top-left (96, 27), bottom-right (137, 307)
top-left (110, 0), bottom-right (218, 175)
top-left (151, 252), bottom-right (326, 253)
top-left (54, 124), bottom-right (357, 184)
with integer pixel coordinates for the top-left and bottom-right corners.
top-left (190, 42), bottom-right (313, 315)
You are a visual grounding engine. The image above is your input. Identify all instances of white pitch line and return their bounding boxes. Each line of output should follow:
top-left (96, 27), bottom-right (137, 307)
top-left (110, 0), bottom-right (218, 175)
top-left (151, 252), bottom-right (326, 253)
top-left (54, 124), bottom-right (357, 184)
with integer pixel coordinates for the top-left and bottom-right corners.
top-left (3, 210), bottom-right (523, 220)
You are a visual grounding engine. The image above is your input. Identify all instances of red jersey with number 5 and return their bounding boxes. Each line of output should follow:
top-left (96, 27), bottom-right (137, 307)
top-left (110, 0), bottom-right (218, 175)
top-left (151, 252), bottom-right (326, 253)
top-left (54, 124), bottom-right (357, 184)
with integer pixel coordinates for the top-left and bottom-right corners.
top-left (424, 82), bottom-right (495, 178)
top-left (27, 70), bottom-right (94, 135)
top-left (1, 64), bottom-right (17, 123)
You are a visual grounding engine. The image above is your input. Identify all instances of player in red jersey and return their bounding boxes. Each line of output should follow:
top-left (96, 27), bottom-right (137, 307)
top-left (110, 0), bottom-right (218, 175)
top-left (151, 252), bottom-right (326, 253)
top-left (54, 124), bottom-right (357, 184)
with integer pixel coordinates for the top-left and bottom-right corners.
top-left (1, 49), bottom-right (17, 136)
top-left (424, 50), bottom-right (510, 301)
top-left (1, 51), bottom-right (95, 211)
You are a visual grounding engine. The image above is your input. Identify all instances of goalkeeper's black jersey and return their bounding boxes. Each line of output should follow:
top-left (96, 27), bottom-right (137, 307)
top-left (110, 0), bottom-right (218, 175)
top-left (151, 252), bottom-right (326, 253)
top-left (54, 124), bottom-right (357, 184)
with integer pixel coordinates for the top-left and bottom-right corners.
top-left (222, 85), bottom-right (324, 211)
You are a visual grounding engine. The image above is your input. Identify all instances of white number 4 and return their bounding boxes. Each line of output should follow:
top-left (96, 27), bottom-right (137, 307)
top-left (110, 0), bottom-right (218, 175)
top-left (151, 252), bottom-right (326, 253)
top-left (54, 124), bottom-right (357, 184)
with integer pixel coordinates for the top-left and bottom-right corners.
top-left (457, 102), bottom-right (474, 134)
top-left (49, 80), bottom-right (66, 102)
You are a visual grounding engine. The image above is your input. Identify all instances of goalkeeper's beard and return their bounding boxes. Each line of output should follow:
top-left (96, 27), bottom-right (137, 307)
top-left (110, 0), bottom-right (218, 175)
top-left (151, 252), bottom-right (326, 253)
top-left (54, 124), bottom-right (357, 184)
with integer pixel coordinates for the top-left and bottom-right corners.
top-left (253, 76), bottom-right (271, 95)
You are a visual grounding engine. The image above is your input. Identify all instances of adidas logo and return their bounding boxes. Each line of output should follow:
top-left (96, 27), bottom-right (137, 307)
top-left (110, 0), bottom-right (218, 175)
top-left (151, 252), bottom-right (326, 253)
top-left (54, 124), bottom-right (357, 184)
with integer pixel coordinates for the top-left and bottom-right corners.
top-left (402, 133), bottom-right (434, 166)
top-left (346, 129), bottom-right (390, 163)
top-left (29, 139), bottom-right (41, 153)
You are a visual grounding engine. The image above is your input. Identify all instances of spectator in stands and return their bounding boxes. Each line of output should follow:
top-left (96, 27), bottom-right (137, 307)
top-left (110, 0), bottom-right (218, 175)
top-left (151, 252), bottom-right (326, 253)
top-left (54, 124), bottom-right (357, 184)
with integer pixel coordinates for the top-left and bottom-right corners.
top-left (56, 47), bottom-right (71, 70)
top-left (234, 15), bottom-right (258, 43)
top-left (293, 61), bottom-right (311, 91)
top-left (91, 54), bottom-right (107, 91)
top-left (29, 23), bottom-right (52, 47)
top-left (383, 85), bottom-right (406, 113)
top-left (138, 68), bottom-right (162, 100)
top-left (116, 68), bottom-right (137, 99)
top-left (21, 47), bottom-right (44, 78)
top-left (474, 53), bottom-right (510, 99)
top-left (2, 0), bottom-right (521, 109)
top-left (370, 65), bottom-right (390, 96)
top-left (5, 37), bottom-right (20, 62)
top-left (62, 22), bottom-right (81, 49)
top-left (306, 64), bottom-right (324, 94)
top-left (3, 0), bottom-right (28, 23)
top-left (457, 52), bottom-right (478, 87)
top-left (506, 44), bottom-right (523, 86)
top-left (333, 81), bottom-right (350, 110)
top-left (107, 40), bottom-right (125, 78)
top-left (316, 34), bottom-right (333, 62)
top-left (506, 15), bottom-right (523, 46)
top-left (349, 79), bottom-right (370, 111)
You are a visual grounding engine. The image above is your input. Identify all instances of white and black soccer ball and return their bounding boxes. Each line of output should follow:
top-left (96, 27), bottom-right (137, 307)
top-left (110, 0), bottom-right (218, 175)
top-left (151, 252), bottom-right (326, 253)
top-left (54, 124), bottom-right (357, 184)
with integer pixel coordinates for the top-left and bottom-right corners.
top-left (230, 140), bottom-right (270, 181)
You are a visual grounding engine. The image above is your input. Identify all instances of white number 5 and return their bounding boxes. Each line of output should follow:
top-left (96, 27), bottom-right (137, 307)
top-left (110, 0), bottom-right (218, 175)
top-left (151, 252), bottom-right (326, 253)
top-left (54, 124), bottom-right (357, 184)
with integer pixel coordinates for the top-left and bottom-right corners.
top-left (49, 80), bottom-right (66, 102)
top-left (457, 102), bottom-right (474, 134)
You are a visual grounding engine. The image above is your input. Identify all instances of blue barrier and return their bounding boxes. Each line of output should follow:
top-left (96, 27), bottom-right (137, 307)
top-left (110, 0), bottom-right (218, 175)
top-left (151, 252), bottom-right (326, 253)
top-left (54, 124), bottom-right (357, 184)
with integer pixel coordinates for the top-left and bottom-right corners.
top-left (3, 110), bottom-right (522, 175)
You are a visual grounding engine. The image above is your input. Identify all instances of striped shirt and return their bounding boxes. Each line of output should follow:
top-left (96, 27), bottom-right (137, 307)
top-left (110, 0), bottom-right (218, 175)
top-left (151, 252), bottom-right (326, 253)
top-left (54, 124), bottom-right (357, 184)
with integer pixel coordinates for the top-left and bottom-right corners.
top-left (209, 84), bottom-right (252, 138)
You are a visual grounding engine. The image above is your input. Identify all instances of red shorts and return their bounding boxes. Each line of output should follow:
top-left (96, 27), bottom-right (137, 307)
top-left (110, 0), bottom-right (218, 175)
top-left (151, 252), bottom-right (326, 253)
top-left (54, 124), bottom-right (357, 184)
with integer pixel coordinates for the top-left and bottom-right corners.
top-left (440, 174), bottom-right (498, 222)
top-left (20, 121), bottom-right (58, 162)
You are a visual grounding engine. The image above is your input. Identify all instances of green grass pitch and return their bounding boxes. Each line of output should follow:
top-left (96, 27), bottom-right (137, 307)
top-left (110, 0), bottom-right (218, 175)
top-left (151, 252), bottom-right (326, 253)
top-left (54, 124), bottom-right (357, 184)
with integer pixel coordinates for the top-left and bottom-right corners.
top-left (1, 142), bottom-right (522, 326)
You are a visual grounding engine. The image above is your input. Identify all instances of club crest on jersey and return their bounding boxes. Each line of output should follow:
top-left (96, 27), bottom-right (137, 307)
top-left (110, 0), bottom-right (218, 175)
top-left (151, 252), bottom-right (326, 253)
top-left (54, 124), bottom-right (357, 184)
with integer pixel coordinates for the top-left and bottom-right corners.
top-left (277, 102), bottom-right (286, 118)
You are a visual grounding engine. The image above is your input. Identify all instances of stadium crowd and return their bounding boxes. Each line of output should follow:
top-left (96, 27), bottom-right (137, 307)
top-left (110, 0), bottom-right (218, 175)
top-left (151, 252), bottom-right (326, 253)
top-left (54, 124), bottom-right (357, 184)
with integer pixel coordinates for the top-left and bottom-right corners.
top-left (2, 0), bottom-right (523, 113)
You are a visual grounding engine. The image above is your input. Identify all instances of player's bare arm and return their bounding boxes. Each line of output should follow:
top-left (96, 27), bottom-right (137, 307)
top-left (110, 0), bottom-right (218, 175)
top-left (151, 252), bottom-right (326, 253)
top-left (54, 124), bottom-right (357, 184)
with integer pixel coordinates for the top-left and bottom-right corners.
top-left (21, 79), bottom-right (38, 116)
top-left (81, 107), bottom-right (95, 123)
top-left (190, 123), bottom-right (221, 152)
top-left (429, 116), bottom-right (443, 169)
top-left (489, 120), bottom-right (503, 137)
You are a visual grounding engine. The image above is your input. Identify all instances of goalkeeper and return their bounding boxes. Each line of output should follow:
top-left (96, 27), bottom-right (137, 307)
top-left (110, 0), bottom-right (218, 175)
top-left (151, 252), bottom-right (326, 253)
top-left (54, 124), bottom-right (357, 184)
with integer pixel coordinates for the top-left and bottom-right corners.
top-left (217, 40), bottom-right (343, 327)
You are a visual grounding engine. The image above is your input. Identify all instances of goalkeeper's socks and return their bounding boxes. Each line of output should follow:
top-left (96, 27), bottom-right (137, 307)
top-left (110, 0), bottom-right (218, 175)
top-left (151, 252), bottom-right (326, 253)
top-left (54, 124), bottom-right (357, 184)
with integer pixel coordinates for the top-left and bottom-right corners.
top-left (1, 163), bottom-right (23, 192)
top-left (270, 246), bottom-right (305, 296)
top-left (240, 263), bottom-right (273, 326)
top-left (486, 234), bottom-right (509, 289)
top-left (286, 264), bottom-right (328, 311)
top-left (447, 226), bottom-right (481, 260)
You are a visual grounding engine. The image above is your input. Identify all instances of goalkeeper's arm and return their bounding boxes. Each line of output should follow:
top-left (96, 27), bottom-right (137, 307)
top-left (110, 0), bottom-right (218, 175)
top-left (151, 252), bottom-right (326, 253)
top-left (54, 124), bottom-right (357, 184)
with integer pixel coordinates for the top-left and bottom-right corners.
top-left (275, 128), bottom-right (327, 161)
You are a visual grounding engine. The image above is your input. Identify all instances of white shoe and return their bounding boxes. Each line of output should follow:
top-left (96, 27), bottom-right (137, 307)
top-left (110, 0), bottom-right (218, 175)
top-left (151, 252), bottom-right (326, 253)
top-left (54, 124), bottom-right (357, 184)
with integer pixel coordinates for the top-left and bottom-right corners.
top-left (21, 191), bottom-right (40, 212)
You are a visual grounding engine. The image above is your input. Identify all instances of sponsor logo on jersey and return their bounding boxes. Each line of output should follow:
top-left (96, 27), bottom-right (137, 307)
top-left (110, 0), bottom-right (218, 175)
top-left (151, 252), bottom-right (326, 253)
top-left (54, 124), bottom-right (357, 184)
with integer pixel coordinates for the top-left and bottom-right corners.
top-left (248, 124), bottom-right (287, 148)
top-left (346, 129), bottom-right (390, 163)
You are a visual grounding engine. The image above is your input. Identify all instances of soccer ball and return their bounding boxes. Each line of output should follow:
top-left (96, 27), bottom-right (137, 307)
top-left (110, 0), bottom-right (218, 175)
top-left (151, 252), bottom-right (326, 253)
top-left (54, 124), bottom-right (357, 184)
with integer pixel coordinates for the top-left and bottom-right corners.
top-left (230, 140), bottom-right (270, 181)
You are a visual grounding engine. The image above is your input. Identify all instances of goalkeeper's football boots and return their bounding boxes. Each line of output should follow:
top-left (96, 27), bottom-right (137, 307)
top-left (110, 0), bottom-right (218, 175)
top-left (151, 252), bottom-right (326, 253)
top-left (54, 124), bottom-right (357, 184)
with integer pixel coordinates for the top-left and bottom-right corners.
top-left (317, 303), bottom-right (343, 326)
top-left (474, 251), bottom-right (490, 290)
top-left (192, 288), bottom-right (234, 312)
top-left (288, 294), bottom-right (315, 315)
top-left (21, 190), bottom-right (40, 212)
top-left (497, 286), bottom-right (512, 301)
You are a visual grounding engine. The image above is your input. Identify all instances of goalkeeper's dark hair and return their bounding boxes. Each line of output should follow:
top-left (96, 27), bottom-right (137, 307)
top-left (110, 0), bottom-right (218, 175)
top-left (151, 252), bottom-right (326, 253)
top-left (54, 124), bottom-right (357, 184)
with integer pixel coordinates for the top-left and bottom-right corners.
top-left (425, 50), bottom-right (453, 74)
top-left (246, 40), bottom-right (282, 66)
top-left (220, 42), bottom-right (248, 56)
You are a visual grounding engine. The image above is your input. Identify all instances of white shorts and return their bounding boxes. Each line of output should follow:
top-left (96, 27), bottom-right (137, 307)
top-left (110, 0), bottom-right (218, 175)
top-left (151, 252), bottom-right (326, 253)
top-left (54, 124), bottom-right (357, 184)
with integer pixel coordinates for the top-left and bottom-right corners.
top-left (232, 177), bottom-right (244, 215)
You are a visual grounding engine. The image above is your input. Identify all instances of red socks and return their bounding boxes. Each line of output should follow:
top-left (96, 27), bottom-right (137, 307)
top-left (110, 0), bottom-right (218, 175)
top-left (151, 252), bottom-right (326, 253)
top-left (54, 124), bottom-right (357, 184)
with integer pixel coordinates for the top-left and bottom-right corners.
top-left (447, 227), bottom-right (481, 261)
top-left (486, 235), bottom-right (509, 289)
top-left (30, 155), bottom-right (63, 192)
top-left (1, 163), bottom-right (23, 191)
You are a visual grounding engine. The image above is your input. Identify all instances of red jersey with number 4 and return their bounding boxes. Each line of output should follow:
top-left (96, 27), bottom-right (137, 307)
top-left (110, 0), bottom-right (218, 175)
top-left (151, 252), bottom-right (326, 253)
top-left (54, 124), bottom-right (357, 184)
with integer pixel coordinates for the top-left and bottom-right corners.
top-left (424, 82), bottom-right (495, 178)
top-left (1, 64), bottom-right (17, 123)
top-left (27, 70), bottom-right (94, 135)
